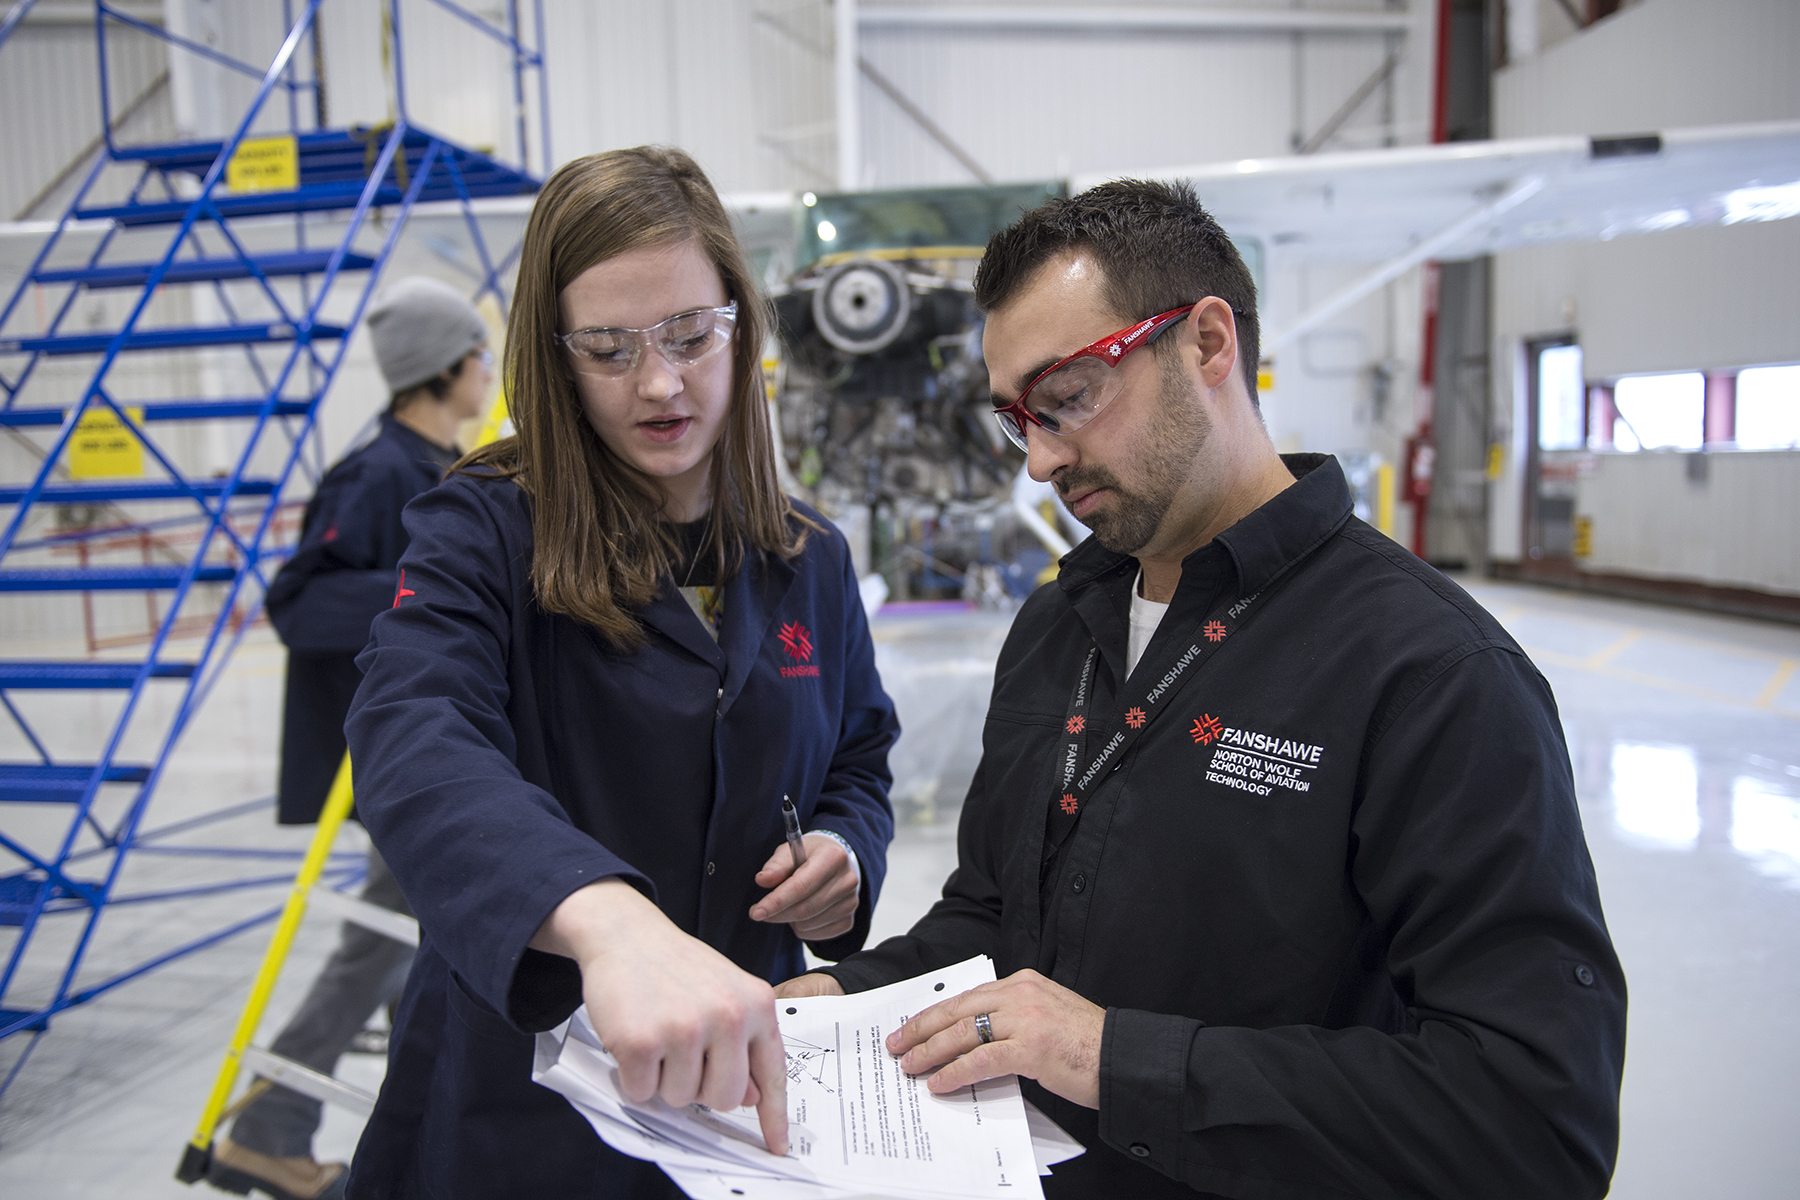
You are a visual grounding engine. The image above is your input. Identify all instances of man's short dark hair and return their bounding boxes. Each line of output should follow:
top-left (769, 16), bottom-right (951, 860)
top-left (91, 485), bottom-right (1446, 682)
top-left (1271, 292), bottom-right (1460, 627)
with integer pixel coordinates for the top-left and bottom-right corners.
top-left (974, 178), bottom-right (1261, 406)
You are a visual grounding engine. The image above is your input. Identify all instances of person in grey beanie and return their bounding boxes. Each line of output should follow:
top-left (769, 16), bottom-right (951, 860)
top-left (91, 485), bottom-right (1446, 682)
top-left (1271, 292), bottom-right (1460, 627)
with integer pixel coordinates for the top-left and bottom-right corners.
top-left (206, 278), bottom-right (493, 1200)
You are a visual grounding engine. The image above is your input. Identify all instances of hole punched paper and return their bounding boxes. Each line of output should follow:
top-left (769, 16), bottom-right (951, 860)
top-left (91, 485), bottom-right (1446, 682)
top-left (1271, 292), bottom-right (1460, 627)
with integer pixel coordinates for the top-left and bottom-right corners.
top-left (532, 956), bottom-right (1085, 1198)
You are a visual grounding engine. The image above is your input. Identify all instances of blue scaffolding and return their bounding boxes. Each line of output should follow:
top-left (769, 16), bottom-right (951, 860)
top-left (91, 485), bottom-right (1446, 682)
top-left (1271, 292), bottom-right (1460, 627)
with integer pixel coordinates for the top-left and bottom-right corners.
top-left (0, 0), bottom-right (544, 1089)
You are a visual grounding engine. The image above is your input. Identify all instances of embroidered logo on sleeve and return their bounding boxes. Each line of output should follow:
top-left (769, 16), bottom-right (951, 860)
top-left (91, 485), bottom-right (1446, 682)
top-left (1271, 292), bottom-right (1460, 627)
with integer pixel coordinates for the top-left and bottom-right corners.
top-left (1199, 717), bottom-right (1326, 797)
top-left (391, 568), bottom-right (415, 608)
top-left (778, 621), bottom-right (820, 678)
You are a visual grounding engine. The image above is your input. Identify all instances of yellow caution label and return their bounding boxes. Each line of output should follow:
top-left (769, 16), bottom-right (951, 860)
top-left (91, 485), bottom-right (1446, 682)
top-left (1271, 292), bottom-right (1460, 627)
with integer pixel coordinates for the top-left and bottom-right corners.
top-left (1572, 515), bottom-right (1593, 559)
top-left (227, 135), bottom-right (300, 193)
top-left (1486, 442), bottom-right (1505, 481)
top-left (1257, 362), bottom-right (1275, 393)
top-left (68, 406), bottom-right (145, 479)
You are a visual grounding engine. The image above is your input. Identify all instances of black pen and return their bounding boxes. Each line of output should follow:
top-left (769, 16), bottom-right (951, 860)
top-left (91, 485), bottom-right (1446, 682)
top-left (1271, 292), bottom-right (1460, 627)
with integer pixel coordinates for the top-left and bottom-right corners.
top-left (781, 794), bottom-right (808, 869)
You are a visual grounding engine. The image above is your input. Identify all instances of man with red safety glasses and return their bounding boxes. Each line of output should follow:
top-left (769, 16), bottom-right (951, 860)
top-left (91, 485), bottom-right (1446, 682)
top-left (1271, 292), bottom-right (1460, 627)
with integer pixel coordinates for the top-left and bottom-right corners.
top-left (778, 179), bottom-right (1625, 1199)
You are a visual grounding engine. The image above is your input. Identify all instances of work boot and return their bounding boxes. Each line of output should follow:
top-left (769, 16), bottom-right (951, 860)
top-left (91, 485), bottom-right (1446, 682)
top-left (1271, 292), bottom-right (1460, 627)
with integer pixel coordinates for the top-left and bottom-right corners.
top-left (206, 1135), bottom-right (347, 1200)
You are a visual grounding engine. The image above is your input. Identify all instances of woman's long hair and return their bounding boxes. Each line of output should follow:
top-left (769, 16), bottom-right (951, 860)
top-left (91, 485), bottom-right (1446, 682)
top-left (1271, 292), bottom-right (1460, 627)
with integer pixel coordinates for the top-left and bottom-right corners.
top-left (460, 146), bottom-right (810, 646)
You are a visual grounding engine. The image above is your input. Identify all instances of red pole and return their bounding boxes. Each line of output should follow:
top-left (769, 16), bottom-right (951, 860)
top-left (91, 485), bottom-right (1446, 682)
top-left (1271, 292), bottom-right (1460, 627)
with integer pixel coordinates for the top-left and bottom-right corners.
top-left (1408, 0), bottom-right (1455, 561)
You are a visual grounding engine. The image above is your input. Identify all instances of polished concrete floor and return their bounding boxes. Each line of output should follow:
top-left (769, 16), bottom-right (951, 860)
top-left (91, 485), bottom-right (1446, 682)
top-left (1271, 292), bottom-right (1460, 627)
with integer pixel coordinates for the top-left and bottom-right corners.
top-left (0, 577), bottom-right (1796, 1198)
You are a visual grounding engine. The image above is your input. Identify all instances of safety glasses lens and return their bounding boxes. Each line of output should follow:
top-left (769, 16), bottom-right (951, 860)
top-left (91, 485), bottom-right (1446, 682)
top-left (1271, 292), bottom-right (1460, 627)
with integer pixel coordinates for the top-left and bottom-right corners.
top-left (1026, 357), bottom-right (1116, 434)
top-left (562, 307), bottom-right (736, 377)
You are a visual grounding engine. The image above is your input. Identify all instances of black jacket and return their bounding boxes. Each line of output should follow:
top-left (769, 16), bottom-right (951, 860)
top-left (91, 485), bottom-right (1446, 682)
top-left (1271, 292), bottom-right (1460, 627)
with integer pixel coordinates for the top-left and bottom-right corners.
top-left (822, 454), bottom-right (1626, 1200)
top-left (265, 415), bottom-right (456, 823)
top-left (343, 471), bottom-right (899, 1198)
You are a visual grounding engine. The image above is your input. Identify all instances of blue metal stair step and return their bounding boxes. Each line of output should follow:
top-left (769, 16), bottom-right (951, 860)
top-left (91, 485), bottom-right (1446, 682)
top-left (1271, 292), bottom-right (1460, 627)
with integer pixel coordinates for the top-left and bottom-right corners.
top-left (0, 478), bottom-right (278, 504)
top-left (0, 399), bottom-right (312, 426)
top-left (0, 662), bottom-right (195, 688)
top-left (84, 130), bottom-right (537, 226)
top-left (78, 176), bottom-right (532, 225)
top-left (1, 873), bottom-right (98, 920)
top-left (0, 1009), bottom-right (50, 1031)
top-left (0, 762), bottom-right (151, 805)
top-left (0, 323), bottom-right (347, 356)
top-left (0, 565), bottom-right (238, 591)
top-left (33, 250), bottom-right (375, 290)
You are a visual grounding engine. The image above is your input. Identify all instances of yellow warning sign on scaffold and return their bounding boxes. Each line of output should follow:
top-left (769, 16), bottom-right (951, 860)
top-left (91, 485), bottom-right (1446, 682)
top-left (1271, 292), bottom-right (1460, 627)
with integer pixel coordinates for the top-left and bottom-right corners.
top-left (227, 135), bottom-right (299, 193)
top-left (68, 406), bottom-right (146, 479)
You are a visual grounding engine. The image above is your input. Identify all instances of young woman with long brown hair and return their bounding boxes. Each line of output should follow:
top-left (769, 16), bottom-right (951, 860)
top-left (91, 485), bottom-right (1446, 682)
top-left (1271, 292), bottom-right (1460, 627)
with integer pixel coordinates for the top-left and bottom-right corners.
top-left (340, 147), bottom-right (897, 1199)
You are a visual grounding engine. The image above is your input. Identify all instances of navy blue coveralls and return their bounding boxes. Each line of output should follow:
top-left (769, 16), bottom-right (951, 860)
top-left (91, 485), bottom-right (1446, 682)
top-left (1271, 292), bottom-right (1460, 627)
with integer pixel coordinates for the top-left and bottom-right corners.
top-left (342, 470), bottom-right (899, 1198)
top-left (266, 414), bottom-right (456, 824)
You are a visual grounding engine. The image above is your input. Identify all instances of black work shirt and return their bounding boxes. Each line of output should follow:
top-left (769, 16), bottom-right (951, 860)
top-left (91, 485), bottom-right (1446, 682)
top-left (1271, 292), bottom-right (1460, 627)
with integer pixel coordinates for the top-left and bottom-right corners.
top-left (823, 454), bottom-right (1626, 1200)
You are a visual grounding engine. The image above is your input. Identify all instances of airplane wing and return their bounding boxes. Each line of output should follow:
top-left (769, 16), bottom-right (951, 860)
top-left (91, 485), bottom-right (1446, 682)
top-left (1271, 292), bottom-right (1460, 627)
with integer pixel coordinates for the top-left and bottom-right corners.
top-left (1074, 119), bottom-right (1800, 351)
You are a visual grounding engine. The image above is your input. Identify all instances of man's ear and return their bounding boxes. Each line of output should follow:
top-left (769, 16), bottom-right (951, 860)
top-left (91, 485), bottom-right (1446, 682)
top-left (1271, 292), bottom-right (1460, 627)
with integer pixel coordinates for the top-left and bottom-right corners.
top-left (1188, 296), bottom-right (1239, 390)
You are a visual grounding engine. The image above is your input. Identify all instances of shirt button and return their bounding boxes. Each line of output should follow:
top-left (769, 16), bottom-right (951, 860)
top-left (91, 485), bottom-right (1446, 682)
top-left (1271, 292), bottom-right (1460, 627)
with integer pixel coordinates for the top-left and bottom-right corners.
top-left (1070, 873), bottom-right (1086, 894)
top-left (1129, 1143), bottom-right (1150, 1158)
top-left (706, 862), bottom-right (716, 876)
top-left (1574, 964), bottom-right (1594, 986)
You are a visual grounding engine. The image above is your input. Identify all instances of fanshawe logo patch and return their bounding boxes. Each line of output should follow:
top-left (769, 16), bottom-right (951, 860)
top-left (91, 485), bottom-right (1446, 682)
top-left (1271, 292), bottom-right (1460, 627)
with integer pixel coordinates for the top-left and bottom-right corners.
top-left (778, 621), bottom-right (820, 678)
top-left (1200, 718), bottom-right (1326, 797)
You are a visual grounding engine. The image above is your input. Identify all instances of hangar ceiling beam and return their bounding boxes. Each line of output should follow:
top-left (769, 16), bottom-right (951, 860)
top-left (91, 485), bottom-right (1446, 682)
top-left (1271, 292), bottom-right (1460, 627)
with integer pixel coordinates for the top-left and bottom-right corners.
top-left (858, 5), bottom-right (1414, 36)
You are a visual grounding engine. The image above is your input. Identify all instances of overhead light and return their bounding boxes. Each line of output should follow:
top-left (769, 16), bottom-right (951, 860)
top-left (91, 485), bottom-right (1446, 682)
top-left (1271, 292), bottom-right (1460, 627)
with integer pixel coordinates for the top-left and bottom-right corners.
top-left (802, 191), bottom-right (818, 207)
top-left (817, 220), bottom-right (837, 241)
top-left (1724, 180), bottom-right (1800, 225)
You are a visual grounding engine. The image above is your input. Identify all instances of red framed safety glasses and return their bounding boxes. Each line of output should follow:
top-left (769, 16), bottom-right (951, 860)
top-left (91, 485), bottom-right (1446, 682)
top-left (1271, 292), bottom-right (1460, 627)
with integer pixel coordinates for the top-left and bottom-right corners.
top-left (991, 304), bottom-right (1195, 450)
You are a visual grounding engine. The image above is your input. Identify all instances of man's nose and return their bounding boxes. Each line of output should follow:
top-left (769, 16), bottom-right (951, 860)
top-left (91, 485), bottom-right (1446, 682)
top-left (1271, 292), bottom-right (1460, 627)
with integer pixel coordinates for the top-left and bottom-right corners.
top-left (1026, 423), bottom-right (1076, 482)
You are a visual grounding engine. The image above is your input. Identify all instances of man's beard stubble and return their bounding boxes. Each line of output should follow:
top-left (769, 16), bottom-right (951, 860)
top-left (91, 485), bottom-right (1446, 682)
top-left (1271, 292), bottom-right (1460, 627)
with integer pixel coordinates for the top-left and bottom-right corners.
top-left (1054, 351), bottom-right (1210, 555)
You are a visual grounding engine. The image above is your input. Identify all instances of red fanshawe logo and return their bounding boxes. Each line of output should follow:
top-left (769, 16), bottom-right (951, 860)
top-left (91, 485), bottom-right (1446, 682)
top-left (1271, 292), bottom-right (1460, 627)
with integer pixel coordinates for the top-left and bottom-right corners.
top-left (1065, 714), bottom-right (1086, 734)
top-left (392, 569), bottom-right (414, 608)
top-left (1059, 793), bottom-right (1079, 814)
top-left (1202, 620), bottom-right (1228, 642)
top-left (1191, 714), bottom-right (1223, 745)
top-left (1124, 706), bottom-right (1147, 729)
top-left (779, 621), bottom-right (820, 678)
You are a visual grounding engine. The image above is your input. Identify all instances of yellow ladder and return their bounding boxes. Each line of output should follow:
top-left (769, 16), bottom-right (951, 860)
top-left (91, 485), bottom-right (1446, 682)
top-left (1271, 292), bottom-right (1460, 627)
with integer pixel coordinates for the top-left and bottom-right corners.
top-left (174, 753), bottom-right (420, 1184)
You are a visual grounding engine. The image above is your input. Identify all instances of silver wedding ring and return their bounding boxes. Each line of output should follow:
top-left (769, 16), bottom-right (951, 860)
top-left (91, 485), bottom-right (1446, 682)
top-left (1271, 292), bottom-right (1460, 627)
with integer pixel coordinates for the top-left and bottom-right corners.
top-left (974, 1011), bottom-right (995, 1044)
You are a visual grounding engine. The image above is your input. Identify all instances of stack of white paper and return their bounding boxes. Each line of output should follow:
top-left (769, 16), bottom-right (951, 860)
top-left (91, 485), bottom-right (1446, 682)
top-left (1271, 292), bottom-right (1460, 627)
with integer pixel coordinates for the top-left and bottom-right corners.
top-left (533, 956), bottom-right (1085, 1199)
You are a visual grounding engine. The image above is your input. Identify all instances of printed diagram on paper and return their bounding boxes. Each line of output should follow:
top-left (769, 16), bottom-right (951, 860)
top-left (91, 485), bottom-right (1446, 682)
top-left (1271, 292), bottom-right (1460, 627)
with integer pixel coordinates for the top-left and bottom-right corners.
top-left (783, 1033), bottom-right (837, 1095)
top-left (533, 956), bottom-right (1082, 1198)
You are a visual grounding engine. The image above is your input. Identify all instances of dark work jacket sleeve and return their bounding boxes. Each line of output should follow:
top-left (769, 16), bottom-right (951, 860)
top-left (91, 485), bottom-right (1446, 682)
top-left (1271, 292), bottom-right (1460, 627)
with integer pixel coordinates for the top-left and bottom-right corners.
top-left (268, 463), bottom-right (412, 653)
top-left (347, 481), bottom-right (646, 1029)
top-left (802, 531), bottom-right (905, 962)
top-left (1100, 645), bottom-right (1625, 1199)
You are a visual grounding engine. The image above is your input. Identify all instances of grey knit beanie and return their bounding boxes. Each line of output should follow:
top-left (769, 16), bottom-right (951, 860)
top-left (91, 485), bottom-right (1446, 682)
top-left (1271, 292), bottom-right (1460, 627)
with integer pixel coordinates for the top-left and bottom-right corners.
top-left (365, 277), bottom-right (488, 393)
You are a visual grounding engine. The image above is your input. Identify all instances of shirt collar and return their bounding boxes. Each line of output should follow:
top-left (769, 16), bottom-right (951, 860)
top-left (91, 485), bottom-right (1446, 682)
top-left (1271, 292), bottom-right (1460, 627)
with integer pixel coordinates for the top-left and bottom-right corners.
top-left (1056, 452), bottom-right (1352, 598)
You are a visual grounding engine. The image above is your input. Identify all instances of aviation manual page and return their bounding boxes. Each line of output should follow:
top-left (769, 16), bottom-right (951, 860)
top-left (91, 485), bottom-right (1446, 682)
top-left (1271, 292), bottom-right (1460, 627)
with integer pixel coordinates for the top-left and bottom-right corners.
top-left (532, 955), bottom-right (1084, 1199)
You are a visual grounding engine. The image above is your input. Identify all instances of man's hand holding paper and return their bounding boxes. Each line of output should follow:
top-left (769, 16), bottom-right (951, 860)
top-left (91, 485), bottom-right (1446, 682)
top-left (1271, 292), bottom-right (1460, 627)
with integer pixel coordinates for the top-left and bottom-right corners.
top-left (886, 969), bottom-right (1105, 1109)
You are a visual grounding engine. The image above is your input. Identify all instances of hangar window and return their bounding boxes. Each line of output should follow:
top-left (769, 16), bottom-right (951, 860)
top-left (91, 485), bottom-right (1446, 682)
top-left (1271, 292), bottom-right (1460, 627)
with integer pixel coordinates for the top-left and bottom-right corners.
top-left (1536, 343), bottom-right (1586, 450)
top-left (1733, 364), bottom-right (1800, 450)
top-left (1610, 371), bottom-right (1704, 451)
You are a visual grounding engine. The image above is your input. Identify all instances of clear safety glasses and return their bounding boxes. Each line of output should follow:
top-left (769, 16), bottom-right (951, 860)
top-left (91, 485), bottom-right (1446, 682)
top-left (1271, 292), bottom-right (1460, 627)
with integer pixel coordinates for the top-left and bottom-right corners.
top-left (556, 302), bottom-right (738, 378)
top-left (990, 304), bottom-right (1195, 451)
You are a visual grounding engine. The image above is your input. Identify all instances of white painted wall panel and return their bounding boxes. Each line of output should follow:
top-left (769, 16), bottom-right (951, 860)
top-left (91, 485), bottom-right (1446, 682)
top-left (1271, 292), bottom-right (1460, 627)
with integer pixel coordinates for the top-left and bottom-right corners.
top-left (1490, 0), bottom-right (1800, 378)
top-left (1575, 450), bottom-right (1800, 596)
top-left (1489, 0), bottom-right (1800, 571)
top-left (858, 20), bottom-right (1420, 189)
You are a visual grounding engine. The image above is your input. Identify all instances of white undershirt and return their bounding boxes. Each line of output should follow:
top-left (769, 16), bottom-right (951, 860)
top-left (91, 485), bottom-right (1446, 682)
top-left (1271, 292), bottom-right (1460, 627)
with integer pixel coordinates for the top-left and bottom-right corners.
top-left (1127, 568), bottom-right (1170, 677)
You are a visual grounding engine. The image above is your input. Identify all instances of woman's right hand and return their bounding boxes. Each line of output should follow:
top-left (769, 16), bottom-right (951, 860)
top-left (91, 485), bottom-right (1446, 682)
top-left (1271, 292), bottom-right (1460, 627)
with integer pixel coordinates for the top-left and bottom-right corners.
top-left (530, 878), bottom-right (789, 1156)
